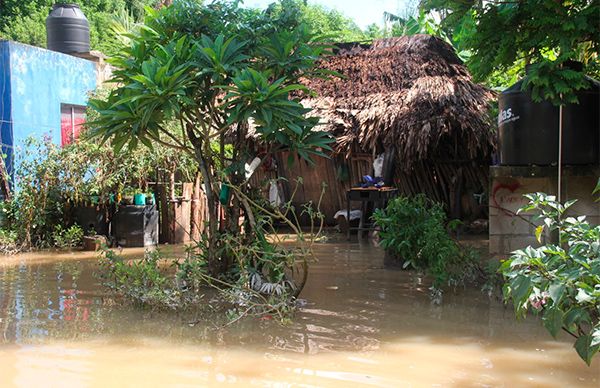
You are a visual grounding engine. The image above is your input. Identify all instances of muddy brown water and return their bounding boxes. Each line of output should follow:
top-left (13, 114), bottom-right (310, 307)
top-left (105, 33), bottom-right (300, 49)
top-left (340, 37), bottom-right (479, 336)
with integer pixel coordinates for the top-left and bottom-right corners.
top-left (0, 242), bottom-right (598, 387)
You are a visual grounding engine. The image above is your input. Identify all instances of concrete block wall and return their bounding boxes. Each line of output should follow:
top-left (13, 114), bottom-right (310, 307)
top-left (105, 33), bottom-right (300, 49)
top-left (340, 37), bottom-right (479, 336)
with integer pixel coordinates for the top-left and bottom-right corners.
top-left (489, 166), bottom-right (600, 259)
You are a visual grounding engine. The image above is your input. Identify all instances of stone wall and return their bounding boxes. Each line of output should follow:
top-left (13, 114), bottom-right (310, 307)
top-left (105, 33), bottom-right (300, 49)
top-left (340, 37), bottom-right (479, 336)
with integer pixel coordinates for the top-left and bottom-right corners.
top-left (489, 166), bottom-right (600, 259)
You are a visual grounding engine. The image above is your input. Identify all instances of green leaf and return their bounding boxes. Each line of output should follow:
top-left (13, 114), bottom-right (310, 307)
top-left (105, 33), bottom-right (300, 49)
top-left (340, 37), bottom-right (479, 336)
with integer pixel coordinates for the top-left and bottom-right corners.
top-left (139, 136), bottom-right (154, 150)
top-left (287, 123), bottom-right (303, 135)
top-left (548, 283), bottom-right (565, 304)
top-left (542, 307), bottom-right (563, 338)
top-left (563, 307), bottom-right (590, 328)
top-left (130, 75), bottom-right (154, 87)
top-left (287, 153), bottom-right (295, 167)
top-left (138, 24), bottom-right (159, 37)
top-left (574, 334), bottom-right (598, 366)
top-left (511, 275), bottom-right (532, 309)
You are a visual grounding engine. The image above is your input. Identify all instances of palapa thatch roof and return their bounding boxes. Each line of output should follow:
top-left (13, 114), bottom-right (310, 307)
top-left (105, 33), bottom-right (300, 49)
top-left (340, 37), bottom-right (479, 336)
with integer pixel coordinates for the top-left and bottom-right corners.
top-left (301, 34), bottom-right (496, 169)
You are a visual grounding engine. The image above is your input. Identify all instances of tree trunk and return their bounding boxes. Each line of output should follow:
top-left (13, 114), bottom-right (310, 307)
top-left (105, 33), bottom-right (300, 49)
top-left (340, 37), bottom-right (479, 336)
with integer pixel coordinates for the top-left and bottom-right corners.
top-left (197, 154), bottom-right (220, 276)
top-left (186, 125), bottom-right (221, 276)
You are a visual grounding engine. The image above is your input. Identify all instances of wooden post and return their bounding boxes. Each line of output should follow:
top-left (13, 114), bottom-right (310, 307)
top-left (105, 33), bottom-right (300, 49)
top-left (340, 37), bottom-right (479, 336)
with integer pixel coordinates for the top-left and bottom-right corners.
top-left (190, 171), bottom-right (202, 243)
top-left (158, 177), bottom-right (170, 244)
top-left (176, 183), bottom-right (193, 243)
top-left (168, 168), bottom-right (176, 242)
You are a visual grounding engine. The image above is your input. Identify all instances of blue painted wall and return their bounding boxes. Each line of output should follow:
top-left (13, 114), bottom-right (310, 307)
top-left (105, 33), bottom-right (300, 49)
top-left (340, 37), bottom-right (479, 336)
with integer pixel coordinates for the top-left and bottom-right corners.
top-left (0, 41), bottom-right (97, 182)
top-left (0, 41), bottom-right (13, 178)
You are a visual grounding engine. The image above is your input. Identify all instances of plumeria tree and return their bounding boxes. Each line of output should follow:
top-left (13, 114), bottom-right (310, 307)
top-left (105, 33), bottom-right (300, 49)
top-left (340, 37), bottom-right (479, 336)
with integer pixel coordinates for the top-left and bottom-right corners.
top-left (89, 1), bottom-right (333, 276)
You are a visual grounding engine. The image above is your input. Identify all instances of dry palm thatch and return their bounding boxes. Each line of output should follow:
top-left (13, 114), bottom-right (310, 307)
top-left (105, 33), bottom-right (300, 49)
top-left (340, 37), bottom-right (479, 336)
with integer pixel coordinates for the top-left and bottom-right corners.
top-left (301, 34), bottom-right (496, 170)
top-left (250, 35), bottom-right (496, 222)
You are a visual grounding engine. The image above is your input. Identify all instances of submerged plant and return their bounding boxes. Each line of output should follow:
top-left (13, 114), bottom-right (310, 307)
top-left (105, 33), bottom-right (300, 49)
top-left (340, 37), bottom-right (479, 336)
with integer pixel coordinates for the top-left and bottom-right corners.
top-left (373, 194), bottom-right (483, 290)
top-left (97, 179), bottom-right (325, 324)
top-left (0, 107), bottom-right (196, 252)
top-left (4, 137), bottom-right (66, 248)
top-left (52, 224), bottom-right (85, 249)
top-left (501, 190), bottom-right (600, 365)
top-left (85, 1), bottom-right (331, 324)
top-left (99, 248), bottom-right (188, 310)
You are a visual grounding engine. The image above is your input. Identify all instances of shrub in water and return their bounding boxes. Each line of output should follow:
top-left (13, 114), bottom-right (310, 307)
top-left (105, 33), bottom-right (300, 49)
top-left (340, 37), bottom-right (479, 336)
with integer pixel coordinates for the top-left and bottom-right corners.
top-left (52, 224), bottom-right (84, 249)
top-left (373, 194), bottom-right (481, 289)
top-left (501, 191), bottom-right (600, 365)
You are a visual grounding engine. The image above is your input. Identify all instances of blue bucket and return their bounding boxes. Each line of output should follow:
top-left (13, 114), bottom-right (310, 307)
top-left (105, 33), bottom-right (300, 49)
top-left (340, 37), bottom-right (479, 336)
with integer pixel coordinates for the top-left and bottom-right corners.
top-left (133, 193), bottom-right (146, 206)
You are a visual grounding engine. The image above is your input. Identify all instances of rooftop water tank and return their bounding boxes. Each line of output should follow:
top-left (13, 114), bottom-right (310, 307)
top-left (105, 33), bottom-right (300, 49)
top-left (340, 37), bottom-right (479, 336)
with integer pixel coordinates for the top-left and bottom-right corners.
top-left (46, 3), bottom-right (90, 54)
top-left (498, 64), bottom-right (600, 166)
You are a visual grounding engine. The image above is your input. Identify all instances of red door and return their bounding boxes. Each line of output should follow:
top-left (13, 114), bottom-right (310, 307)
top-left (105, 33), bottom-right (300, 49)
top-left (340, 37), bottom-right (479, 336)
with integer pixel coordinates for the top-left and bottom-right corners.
top-left (60, 104), bottom-right (86, 146)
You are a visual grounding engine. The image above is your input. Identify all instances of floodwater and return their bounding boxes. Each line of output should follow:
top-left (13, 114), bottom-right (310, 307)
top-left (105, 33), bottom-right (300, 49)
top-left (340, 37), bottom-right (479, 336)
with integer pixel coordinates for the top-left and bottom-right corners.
top-left (0, 242), bottom-right (598, 387)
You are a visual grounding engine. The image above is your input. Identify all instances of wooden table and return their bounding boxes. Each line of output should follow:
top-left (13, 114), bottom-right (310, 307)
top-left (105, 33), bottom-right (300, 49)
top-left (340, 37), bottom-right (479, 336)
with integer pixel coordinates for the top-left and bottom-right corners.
top-left (346, 187), bottom-right (398, 240)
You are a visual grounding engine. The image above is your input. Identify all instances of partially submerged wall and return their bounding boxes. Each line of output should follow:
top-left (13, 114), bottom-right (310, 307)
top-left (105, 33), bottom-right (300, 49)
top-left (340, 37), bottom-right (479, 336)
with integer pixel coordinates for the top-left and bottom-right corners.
top-left (489, 165), bottom-right (600, 259)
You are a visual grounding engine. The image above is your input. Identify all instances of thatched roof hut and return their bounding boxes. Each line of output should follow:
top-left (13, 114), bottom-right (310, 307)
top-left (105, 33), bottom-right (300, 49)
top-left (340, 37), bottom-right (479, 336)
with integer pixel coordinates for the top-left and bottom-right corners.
top-left (303, 34), bottom-right (495, 167)
top-left (254, 35), bottom-right (496, 223)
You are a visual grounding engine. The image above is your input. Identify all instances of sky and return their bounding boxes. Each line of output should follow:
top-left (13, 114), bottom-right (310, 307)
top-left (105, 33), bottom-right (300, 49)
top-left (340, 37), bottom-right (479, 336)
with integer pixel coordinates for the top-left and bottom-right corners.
top-left (242, 0), bottom-right (414, 29)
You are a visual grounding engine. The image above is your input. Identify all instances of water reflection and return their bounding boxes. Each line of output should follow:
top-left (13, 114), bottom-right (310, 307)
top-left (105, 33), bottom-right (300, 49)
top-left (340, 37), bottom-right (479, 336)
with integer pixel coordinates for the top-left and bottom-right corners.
top-left (1, 260), bottom-right (105, 343)
top-left (0, 242), bottom-right (598, 386)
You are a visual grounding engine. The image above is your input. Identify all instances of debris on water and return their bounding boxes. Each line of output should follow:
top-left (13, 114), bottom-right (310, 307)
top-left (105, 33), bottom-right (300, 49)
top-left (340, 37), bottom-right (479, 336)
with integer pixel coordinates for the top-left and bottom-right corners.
top-left (314, 235), bottom-right (329, 243)
top-left (295, 298), bottom-right (308, 307)
top-left (326, 286), bottom-right (339, 290)
top-left (429, 286), bottom-right (443, 305)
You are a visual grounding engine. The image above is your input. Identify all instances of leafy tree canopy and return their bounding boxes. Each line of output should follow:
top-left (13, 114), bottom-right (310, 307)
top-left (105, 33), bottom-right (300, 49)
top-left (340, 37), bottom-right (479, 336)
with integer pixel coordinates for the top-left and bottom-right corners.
top-left (260, 0), bottom-right (366, 42)
top-left (0, 0), bottom-right (369, 54)
top-left (421, 0), bottom-right (600, 104)
top-left (89, 1), bottom-right (334, 274)
top-left (363, 23), bottom-right (385, 40)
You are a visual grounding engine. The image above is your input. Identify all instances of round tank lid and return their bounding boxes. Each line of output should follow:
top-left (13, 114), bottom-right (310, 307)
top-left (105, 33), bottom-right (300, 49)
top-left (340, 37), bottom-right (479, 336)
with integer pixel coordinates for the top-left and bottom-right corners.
top-left (52, 3), bottom-right (81, 8)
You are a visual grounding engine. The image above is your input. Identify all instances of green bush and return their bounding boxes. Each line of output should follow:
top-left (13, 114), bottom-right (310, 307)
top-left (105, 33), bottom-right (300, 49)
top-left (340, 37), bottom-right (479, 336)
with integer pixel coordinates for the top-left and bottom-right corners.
top-left (501, 191), bottom-right (600, 365)
top-left (373, 195), bottom-right (481, 288)
top-left (98, 249), bottom-right (185, 309)
top-left (0, 228), bottom-right (20, 255)
top-left (52, 224), bottom-right (84, 249)
top-left (0, 120), bottom-right (197, 250)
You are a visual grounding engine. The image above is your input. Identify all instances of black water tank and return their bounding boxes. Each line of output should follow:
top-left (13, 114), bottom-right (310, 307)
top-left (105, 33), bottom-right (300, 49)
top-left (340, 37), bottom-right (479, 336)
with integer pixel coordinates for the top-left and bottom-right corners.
top-left (112, 205), bottom-right (159, 247)
top-left (73, 206), bottom-right (109, 236)
top-left (46, 3), bottom-right (90, 54)
top-left (498, 70), bottom-right (600, 166)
